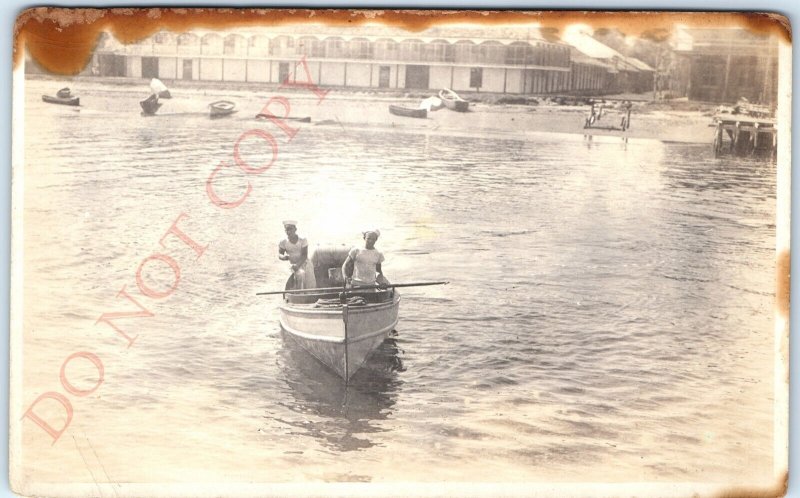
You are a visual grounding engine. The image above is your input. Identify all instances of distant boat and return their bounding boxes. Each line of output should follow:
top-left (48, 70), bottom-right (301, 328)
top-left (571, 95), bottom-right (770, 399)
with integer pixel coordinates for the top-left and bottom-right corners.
top-left (42, 87), bottom-right (79, 106)
top-left (42, 94), bottom-right (80, 106)
top-left (150, 78), bottom-right (171, 99)
top-left (209, 100), bottom-right (237, 119)
top-left (139, 94), bottom-right (162, 116)
top-left (389, 104), bottom-right (427, 119)
top-left (439, 88), bottom-right (469, 112)
top-left (256, 113), bottom-right (311, 123)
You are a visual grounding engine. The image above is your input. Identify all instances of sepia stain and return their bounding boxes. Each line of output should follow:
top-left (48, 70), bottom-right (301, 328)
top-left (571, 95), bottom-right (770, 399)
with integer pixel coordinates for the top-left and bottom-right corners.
top-left (776, 248), bottom-right (790, 385)
top-left (775, 249), bottom-right (790, 319)
top-left (711, 470), bottom-right (788, 498)
top-left (14, 8), bottom-right (791, 74)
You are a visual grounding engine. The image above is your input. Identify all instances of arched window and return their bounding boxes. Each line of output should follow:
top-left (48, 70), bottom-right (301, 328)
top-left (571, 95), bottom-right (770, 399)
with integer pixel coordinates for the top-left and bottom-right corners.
top-left (248, 35), bottom-right (270, 57)
top-left (154, 32), bottom-right (174, 45)
top-left (201, 33), bottom-right (223, 55)
top-left (453, 40), bottom-right (475, 64)
top-left (374, 38), bottom-right (399, 60)
top-left (349, 38), bottom-right (373, 59)
top-left (177, 33), bottom-right (198, 46)
top-left (270, 36), bottom-right (293, 56)
top-left (297, 36), bottom-right (324, 57)
top-left (423, 39), bottom-right (452, 62)
top-left (324, 37), bottom-right (345, 58)
top-left (505, 41), bottom-right (533, 65)
top-left (399, 39), bottom-right (423, 61)
top-left (224, 34), bottom-right (245, 56)
top-left (477, 41), bottom-right (504, 64)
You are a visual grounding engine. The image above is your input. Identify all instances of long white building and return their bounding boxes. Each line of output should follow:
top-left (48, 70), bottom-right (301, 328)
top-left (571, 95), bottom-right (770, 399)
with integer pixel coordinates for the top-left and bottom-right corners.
top-left (30, 24), bottom-right (654, 96)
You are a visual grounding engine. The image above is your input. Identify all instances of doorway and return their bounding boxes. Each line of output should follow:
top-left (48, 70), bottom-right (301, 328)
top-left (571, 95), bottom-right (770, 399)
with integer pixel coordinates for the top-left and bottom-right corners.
top-left (404, 65), bottom-right (430, 89)
top-left (141, 57), bottom-right (159, 79)
top-left (378, 66), bottom-right (391, 88)
top-left (182, 59), bottom-right (193, 80)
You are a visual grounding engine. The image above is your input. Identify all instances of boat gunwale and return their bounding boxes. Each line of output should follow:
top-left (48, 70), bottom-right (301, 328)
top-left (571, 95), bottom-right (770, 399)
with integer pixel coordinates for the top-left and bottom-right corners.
top-left (279, 293), bottom-right (400, 317)
top-left (279, 318), bottom-right (398, 344)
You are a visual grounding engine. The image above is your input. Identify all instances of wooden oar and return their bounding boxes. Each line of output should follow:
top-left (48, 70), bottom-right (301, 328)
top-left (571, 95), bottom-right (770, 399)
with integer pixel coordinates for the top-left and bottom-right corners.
top-left (256, 281), bottom-right (449, 296)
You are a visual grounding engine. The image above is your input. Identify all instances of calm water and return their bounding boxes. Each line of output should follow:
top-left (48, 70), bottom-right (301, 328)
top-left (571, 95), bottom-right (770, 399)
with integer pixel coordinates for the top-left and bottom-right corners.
top-left (18, 79), bottom-right (777, 485)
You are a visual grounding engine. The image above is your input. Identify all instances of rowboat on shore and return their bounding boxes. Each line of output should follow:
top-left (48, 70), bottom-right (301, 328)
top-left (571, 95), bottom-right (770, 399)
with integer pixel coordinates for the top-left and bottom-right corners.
top-left (256, 113), bottom-right (311, 123)
top-left (209, 100), bottom-right (237, 119)
top-left (277, 246), bottom-right (400, 380)
top-left (42, 94), bottom-right (80, 106)
top-left (42, 88), bottom-right (80, 106)
top-left (139, 94), bottom-right (162, 116)
top-left (439, 88), bottom-right (469, 112)
top-left (389, 104), bottom-right (427, 119)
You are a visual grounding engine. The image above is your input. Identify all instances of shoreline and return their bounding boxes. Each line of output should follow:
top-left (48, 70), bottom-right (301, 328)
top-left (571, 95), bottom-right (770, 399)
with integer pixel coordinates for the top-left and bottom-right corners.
top-left (29, 74), bottom-right (717, 144)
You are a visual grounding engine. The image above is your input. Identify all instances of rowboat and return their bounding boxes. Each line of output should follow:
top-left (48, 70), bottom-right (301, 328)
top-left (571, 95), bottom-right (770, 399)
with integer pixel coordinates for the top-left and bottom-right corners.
top-left (439, 88), bottom-right (469, 112)
top-left (389, 104), bottom-right (427, 119)
top-left (278, 246), bottom-right (401, 380)
top-left (43, 88), bottom-right (79, 106)
top-left (209, 100), bottom-right (237, 119)
top-left (139, 94), bottom-right (162, 116)
top-left (42, 94), bottom-right (80, 106)
top-left (256, 113), bottom-right (311, 123)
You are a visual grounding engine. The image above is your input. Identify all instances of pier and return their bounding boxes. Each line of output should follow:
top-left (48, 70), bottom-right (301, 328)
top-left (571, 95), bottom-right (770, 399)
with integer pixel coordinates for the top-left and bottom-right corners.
top-left (712, 116), bottom-right (777, 158)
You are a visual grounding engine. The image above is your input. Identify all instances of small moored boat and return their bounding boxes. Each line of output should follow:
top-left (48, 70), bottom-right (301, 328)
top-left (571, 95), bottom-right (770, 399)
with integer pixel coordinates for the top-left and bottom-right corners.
top-left (256, 113), bottom-right (311, 123)
top-left (209, 100), bottom-right (237, 119)
top-left (278, 246), bottom-right (400, 380)
top-left (389, 104), bottom-right (427, 119)
top-left (42, 87), bottom-right (79, 106)
top-left (139, 94), bottom-right (162, 116)
top-left (439, 88), bottom-right (469, 112)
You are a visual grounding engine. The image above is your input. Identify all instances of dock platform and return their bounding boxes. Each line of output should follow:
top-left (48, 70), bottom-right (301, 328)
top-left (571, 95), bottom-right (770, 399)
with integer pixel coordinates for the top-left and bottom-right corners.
top-left (712, 115), bottom-right (777, 159)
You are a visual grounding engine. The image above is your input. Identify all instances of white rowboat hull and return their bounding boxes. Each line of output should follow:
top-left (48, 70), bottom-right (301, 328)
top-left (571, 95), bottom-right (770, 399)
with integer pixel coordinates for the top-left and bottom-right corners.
top-left (279, 294), bottom-right (400, 380)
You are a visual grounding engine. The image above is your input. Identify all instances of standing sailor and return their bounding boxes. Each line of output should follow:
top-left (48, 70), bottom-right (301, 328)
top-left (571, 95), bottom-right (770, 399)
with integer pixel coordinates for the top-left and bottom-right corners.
top-left (342, 229), bottom-right (387, 289)
top-left (278, 220), bottom-right (316, 290)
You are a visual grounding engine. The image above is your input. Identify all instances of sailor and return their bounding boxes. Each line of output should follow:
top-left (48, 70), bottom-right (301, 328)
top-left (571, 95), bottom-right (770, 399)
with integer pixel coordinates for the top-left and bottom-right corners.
top-left (342, 229), bottom-right (387, 289)
top-left (278, 220), bottom-right (316, 290)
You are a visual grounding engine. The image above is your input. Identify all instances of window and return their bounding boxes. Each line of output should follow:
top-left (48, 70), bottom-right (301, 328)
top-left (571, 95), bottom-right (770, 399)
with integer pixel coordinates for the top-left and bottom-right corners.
top-left (177, 34), bottom-right (196, 46)
top-left (454, 42), bottom-right (474, 63)
top-left (350, 39), bottom-right (372, 59)
top-left (425, 41), bottom-right (450, 62)
top-left (505, 43), bottom-right (532, 65)
top-left (470, 67), bottom-right (483, 88)
top-left (400, 40), bottom-right (423, 61)
top-left (374, 40), bottom-right (399, 60)
top-left (325, 38), bottom-right (345, 58)
top-left (224, 37), bottom-right (237, 56)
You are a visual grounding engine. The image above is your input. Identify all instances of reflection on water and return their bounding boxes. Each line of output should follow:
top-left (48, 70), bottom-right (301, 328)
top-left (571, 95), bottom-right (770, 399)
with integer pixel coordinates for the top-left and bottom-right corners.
top-left (275, 332), bottom-right (404, 452)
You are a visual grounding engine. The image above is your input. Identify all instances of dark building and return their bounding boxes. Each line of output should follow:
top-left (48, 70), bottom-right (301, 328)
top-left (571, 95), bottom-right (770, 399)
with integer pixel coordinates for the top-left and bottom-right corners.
top-left (671, 27), bottom-right (779, 105)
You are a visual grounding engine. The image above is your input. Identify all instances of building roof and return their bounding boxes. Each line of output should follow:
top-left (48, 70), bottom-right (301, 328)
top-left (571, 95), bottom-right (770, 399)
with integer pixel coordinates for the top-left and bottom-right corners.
top-left (568, 47), bottom-right (616, 69)
top-left (122, 24), bottom-right (570, 47)
top-left (672, 27), bottom-right (778, 56)
top-left (625, 56), bottom-right (654, 71)
top-left (561, 27), bottom-right (646, 73)
top-left (561, 28), bottom-right (623, 60)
